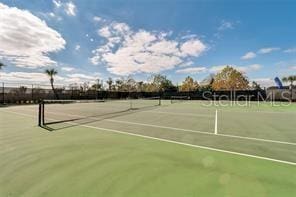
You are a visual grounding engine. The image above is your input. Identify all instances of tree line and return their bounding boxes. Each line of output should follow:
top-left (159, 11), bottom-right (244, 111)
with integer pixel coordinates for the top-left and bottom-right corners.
top-left (1, 62), bottom-right (296, 94)
top-left (43, 66), bottom-right (265, 94)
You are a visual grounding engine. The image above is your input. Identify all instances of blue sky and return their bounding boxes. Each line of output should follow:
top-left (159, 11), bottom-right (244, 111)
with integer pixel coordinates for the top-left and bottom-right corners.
top-left (0, 0), bottom-right (296, 87)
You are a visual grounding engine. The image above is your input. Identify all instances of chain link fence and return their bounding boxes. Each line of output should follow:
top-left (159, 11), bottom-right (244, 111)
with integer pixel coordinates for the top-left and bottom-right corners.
top-left (1, 82), bottom-right (295, 105)
top-left (0, 82), bottom-right (163, 104)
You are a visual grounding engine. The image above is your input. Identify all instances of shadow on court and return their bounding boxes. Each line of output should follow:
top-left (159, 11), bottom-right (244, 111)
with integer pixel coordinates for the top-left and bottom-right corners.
top-left (41, 105), bottom-right (161, 131)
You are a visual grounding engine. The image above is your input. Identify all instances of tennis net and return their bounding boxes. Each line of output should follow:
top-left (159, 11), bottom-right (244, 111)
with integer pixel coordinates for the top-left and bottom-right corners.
top-left (38, 97), bottom-right (161, 128)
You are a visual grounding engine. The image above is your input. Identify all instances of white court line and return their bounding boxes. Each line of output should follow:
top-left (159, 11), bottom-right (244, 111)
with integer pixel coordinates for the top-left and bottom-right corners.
top-left (172, 102), bottom-right (296, 114)
top-left (37, 109), bottom-right (296, 146)
top-left (142, 110), bottom-right (213, 118)
top-left (4, 110), bottom-right (296, 166)
top-left (104, 119), bottom-right (296, 146)
top-left (220, 110), bottom-right (296, 115)
top-left (214, 109), bottom-right (218, 135)
top-left (105, 119), bottom-right (209, 134)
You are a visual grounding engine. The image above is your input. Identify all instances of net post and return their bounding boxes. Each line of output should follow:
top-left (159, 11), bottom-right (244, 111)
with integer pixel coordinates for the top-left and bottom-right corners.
top-left (38, 101), bottom-right (42, 126)
top-left (42, 101), bottom-right (45, 125)
top-left (38, 100), bottom-right (45, 127)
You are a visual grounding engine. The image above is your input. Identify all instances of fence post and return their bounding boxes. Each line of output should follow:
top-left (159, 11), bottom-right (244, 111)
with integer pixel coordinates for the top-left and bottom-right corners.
top-left (31, 84), bottom-right (34, 102)
top-left (95, 81), bottom-right (98, 100)
top-left (42, 102), bottom-right (44, 125)
top-left (71, 87), bottom-right (73, 99)
top-left (38, 102), bottom-right (42, 126)
top-left (2, 82), bottom-right (4, 104)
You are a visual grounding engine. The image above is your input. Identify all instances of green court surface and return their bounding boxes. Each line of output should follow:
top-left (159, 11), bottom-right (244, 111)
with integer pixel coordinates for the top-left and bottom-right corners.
top-left (1, 100), bottom-right (296, 196)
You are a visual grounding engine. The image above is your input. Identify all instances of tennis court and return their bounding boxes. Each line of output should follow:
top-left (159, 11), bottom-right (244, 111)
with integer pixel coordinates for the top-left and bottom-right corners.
top-left (1, 99), bottom-right (296, 196)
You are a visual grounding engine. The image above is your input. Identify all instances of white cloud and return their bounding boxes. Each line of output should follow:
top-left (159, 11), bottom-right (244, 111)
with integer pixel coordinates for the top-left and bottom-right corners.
top-left (248, 64), bottom-right (262, 70)
top-left (218, 20), bottom-right (234, 31)
top-left (241, 52), bottom-right (256, 60)
top-left (147, 40), bottom-right (179, 55)
top-left (180, 39), bottom-right (206, 57)
top-left (284, 48), bottom-right (296, 53)
top-left (75, 45), bottom-right (80, 50)
top-left (65, 73), bottom-right (101, 84)
top-left (0, 71), bottom-right (50, 83)
top-left (209, 65), bottom-right (231, 73)
top-left (93, 16), bottom-right (103, 22)
top-left (241, 47), bottom-right (280, 60)
top-left (176, 67), bottom-right (207, 74)
top-left (258, 47), bottom-right (280, 54)
top-left (53, 0), bottom-right (62, 8)
top-left (67, 73), bottom-right (99, 80)
top-left (209, 64), bottom-right (262, 73)
top-left (37, 11), bottom-right (62, 22)
top-left (98, 26), bottom-right (112, 38)
top-left (64, 1), bottom-right (76, 16)
top-left (0, 71), bottom-right (100, 85)
top-left (61, 67), bottom-right (75, 72)
top-left (49, 12), bottom-right (55, 17)
top-left (52, 0), bottom-right (76, 17)
top-left (0, 3), bottom-right (65, 68)
top-left (91, 18), bottom-right (207, 75)
top-left (251, 78), bottom-right (274, 88)
top-left (238, 64), bottom-right (262, 72)
top-left (181, 34), bottom-right (197, 40)
top-left (46, 11), bottom-right (62, 21)
top-left (179, 61), bottom-right (194, 67)
top-left (290, 66), bottom-right (296, 70)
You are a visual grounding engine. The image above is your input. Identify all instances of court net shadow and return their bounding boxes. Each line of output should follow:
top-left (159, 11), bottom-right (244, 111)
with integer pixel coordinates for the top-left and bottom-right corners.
top-left (41, 105), bottom-right (160, 131)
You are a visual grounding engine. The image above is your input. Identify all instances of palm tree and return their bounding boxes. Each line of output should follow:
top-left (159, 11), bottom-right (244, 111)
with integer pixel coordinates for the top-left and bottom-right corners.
top-left (282, 75), bottom-right (296, 101)
top-left (45, 69), bottom-right (59, 99)
top-left (106, 77), bottom-right (113, 91)
top-left (0, 62), bottom-right (5, 80)
top-left (282, 76), bottom-right (296, 86)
